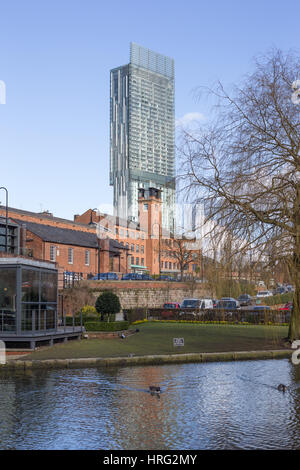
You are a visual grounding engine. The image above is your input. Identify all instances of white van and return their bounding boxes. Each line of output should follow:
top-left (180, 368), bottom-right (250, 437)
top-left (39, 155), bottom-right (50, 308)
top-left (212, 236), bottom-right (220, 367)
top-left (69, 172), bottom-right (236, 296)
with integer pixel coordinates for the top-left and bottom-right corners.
top-left (199, 299), bottom-right (214, 310)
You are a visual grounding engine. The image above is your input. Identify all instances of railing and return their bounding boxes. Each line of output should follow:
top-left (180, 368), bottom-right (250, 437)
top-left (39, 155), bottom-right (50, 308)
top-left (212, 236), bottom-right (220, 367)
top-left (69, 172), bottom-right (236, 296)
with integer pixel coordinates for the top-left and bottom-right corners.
top-left (143, 308), bottom-right (290, 325)
top-left (59, 272), bottom-right (84, 289)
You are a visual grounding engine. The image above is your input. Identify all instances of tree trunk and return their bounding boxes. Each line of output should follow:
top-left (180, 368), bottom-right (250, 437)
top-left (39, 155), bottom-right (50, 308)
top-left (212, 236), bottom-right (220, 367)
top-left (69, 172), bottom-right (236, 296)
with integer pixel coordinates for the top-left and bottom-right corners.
top-left (288, 252), bottom-right (300, 340)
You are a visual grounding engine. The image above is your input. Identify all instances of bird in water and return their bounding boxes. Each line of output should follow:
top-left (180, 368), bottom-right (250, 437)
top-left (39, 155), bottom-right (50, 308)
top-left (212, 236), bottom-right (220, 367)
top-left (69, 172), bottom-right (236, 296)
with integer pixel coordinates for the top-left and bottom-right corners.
top-left (149, 386), bottom-right (161, 394)
top-left (277, 384), bottom-right (287, 392)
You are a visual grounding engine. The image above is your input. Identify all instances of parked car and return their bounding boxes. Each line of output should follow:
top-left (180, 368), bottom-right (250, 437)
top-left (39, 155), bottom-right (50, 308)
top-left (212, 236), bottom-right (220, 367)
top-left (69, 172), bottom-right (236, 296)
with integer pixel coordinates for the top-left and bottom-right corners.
top-left (91, 272), bottom-right (119, 281)
top-left (215, 299), bottom-right (241, 310)
top-left (253, 305), bottom-right (271, 311)
top-left (256, 290), bottom-right (273, 298)
top-left (179, 298), bottom-right (214, 318)
top-left (179, 299), bottom-right (201, 318)
top-left (180, 299), bottom-right (202, 309)
top-left (121, 273), bottom-right (142, 280)
top-left (274, 287), bottom-right (287, 295)
top-left (161, 303), bottom-right (180, 319)
top-left (140, 274), bottom-right (154, 281)
top-left (237, 294), bottom-right (252, 306)
top-left (278, 302), bottom-right (293, 312)
top-left (158, 275), bottom-right (176, 281)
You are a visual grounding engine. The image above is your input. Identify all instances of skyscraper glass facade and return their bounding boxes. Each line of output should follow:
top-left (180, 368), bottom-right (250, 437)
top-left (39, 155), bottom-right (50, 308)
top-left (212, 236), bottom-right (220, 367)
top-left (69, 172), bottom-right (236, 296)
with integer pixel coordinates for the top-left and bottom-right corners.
top-left (110, 43), bottom-right (175, 232)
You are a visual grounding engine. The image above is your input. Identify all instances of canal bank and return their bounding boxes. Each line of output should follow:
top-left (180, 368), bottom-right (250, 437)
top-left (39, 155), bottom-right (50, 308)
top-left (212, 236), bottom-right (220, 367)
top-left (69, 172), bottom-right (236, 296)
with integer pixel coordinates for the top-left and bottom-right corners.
top-left (0, 348), bottom-right (292, 371)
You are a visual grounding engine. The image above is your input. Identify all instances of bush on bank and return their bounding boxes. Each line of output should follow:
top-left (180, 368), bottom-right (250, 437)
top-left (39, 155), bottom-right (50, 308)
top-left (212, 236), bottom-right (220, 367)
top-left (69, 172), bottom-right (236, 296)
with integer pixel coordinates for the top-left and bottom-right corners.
top-left (131, 319), bottom-right (289, 327)
top-left (84, 321), bottom-right (129, 332)
top-left (95, 291), bottom-right (121, 321)
top-left (264, 292), bottom-right (293, 306)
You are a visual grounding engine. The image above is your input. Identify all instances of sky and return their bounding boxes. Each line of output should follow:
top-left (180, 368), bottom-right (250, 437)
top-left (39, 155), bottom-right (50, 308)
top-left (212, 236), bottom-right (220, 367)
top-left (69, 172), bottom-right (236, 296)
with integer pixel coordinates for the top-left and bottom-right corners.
top-left (0, 0), bottom-right (299, 220)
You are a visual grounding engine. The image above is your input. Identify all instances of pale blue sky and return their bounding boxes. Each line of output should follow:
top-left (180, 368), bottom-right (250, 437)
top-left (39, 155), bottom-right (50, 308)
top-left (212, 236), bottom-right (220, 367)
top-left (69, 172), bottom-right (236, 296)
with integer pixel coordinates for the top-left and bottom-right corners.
top-left (0, 0), bottom-right (299, 219)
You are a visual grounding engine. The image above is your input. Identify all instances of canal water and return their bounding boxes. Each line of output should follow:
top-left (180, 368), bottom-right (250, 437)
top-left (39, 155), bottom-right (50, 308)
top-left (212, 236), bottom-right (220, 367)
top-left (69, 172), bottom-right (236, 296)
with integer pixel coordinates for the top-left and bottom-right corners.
top-left (1, 359), bottom-right (300, 450)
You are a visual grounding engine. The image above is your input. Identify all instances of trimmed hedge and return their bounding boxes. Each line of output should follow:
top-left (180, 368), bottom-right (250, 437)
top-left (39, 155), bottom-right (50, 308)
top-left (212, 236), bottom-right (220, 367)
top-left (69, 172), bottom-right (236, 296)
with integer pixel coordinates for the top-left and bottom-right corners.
top-left (84, 321), bottom-right (129, 332)
top-left (264, 292), bottom-right (293, 306)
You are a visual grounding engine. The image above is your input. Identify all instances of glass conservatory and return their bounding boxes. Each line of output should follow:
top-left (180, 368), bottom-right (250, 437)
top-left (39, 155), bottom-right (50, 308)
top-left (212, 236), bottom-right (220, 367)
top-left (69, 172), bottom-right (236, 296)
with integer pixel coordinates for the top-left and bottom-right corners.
top-left (0, 257), bottom-right (82, 349)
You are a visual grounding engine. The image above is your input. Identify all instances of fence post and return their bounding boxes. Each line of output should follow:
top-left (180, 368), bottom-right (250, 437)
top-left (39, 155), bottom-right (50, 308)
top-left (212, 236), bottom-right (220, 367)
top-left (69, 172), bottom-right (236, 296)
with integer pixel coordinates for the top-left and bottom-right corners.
top-left (80, 309), bottom-right (83, 331)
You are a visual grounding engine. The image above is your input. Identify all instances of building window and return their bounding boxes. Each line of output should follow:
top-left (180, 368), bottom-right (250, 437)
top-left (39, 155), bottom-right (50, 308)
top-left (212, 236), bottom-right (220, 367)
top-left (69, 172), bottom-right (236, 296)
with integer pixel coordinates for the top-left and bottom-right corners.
top-left (141, 232), bottom-right (144, 239)
top-left (131, 244), bottom-right (134, 252)
top-left (141, 245), bottom-right (144, 253)
top-left (136, 245), bottom-right (139, 253)
top-left (50, 245), bottom-right (56, 262)
top-left (85, 250), bottom-right (90, 266)
top-left (173, 262), bottom-right (176, 269)
top-left (126, 242), bottom-right (129, 249)
top-left (165, 261), bottom-right (167, 268)
top-left (169, 262), bottom-right (172, 269)
top-left (143, 203), bottom-right (148, 211)
top-left (68, 248), bottom-right (73, 264)
top-left (161, 261), bottom-right (163, 268)
top-left (115, 227), bottom-right (118, 235)
top-left (131, 256), bottom-right (134, 265)
top-left (141, 258), bottom-right (144, 266)
top-left (136, 257), bottom-right (139, 265)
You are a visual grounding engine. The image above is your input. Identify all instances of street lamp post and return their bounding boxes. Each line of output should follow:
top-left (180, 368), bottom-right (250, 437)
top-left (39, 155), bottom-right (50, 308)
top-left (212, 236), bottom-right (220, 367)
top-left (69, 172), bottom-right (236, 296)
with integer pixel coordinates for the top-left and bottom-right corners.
top-left (0, 187), bottom-right (8, 252)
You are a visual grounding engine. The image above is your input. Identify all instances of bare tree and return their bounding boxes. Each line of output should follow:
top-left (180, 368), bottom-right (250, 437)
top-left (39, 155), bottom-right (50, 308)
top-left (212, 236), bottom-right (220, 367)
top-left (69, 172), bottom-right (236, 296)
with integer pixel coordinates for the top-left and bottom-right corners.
top-left (179, 49), bottom-right (300, 339)
top-left (172, 237), bottom-right (196, 280)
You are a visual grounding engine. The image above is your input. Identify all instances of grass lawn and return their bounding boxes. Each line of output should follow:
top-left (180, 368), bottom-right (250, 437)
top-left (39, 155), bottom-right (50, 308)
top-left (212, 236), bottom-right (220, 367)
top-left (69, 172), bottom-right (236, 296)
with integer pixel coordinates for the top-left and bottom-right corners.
top-left (21, 322), bottom-right (289, 361)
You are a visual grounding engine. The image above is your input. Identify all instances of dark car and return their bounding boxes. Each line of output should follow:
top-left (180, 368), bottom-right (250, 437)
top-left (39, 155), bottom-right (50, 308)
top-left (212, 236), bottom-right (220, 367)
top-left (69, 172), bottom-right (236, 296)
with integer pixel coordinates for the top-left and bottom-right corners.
top-left (158, 275), bottom-right (175, 281)
top-left (121, 273), bottom-right (152, 280)
top-left (237, 294), bottom-right (252, 306)
top-left (161, 303), bottom-right (180, 319)
top-left (215, 300), bottom-right (241, 310)
top-left (180, 299), bottom-right (201, 309)
top-left (91, 272), bottom-right (119, 281)
top-left (121, 273), bottom-right (142, 280)
top-left (140, 274), bottom-right (154, 281)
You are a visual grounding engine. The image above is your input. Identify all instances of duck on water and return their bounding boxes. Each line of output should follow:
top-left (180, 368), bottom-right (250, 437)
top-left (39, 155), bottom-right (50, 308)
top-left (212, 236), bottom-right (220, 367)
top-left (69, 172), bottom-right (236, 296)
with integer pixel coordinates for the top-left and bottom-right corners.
top-left (149, 386), bottom-right (161, 394)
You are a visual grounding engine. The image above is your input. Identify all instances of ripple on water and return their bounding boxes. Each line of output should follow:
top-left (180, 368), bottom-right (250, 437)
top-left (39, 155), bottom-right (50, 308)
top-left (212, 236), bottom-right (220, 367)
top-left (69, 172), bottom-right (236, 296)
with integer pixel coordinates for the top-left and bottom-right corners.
top-left (1, 359), bottom-right (300, 449)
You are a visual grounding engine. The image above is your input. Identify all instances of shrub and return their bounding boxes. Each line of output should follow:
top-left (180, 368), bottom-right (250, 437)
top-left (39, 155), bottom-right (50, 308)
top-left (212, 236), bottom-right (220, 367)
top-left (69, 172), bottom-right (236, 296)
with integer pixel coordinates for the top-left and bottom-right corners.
top-left (84, 321), bottom-right (129, 332)
top-left (95, 291), bottom-right (121, 321)
top-left (81, 305), bottom-right (97, 316)
top-left (123, 308), bottom-right (147, 323)
top-left (264, 292), bottom-right (293, 306)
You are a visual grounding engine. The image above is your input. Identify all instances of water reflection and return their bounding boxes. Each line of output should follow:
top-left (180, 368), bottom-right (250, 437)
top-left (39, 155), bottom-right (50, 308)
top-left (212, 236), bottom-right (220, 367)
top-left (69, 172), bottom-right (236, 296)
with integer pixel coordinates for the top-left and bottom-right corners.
top-left (0, 359), bottom-right (300, 449)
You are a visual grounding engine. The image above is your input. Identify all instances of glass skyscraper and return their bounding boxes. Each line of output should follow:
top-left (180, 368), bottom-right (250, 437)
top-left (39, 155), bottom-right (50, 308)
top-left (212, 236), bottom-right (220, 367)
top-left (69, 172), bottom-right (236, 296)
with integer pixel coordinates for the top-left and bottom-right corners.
top-left (110, 43), bottom-right (176, 232)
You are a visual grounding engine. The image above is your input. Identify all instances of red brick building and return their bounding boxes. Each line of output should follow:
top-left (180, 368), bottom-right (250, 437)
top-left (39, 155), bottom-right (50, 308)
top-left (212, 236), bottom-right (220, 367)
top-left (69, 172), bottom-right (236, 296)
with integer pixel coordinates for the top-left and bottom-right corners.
top-left (0, 188), bottom-right (202, 279)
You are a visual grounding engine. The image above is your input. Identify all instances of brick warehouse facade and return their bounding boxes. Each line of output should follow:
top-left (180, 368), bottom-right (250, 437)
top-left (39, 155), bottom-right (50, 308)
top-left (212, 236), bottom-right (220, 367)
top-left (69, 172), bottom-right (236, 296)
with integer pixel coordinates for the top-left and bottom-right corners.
top-left (0, 190), bottom-right (203, 279)
top-left (0, 208), bottom-right (129, 279)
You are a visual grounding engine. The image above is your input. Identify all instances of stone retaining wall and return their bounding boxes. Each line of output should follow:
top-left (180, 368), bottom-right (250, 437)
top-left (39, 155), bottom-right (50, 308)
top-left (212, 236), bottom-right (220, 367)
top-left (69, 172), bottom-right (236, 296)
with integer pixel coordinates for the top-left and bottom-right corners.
top-left (0, 349), bottom-right (292, 371)
top-left (62, 281), bottom-right (210, 313)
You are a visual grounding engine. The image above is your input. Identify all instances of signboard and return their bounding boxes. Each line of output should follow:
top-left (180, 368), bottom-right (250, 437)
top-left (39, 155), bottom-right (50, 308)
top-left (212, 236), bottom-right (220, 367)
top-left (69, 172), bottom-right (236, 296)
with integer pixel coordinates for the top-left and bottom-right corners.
top-left (173, 338), bottom-right (184, 348)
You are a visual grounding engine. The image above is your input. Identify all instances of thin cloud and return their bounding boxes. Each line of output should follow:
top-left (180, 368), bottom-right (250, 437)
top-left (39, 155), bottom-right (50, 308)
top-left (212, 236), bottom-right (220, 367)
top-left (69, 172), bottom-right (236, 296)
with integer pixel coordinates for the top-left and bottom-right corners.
top-left (175, 112), bottom-right (206, 128)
